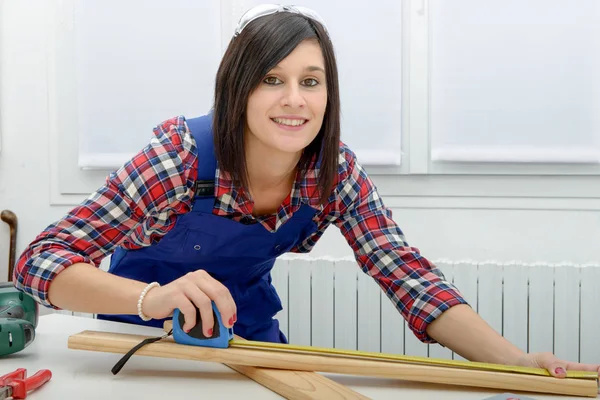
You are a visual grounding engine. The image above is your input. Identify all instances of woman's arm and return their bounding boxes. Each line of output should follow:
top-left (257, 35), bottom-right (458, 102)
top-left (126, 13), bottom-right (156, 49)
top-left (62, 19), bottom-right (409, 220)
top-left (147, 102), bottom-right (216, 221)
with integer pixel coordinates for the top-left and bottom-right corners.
top-left (14, 116), bottom-right (196, 312)
top-left (327, 144), bottom-right (467, 343)
top-left (46, 261), bottom-right (237, 335)
top-left (329, 152), bottom-right (523, 360)
top-left (327, 144), bottom-right (600, 377)
top-left (330, 151), bottom-right (520, 362)
top-left (426, 303), bottom-right (525, 365)
top-left (16, 116), bottom-right (238, 333)
top-left (47, 263), bottom-right (146, 314)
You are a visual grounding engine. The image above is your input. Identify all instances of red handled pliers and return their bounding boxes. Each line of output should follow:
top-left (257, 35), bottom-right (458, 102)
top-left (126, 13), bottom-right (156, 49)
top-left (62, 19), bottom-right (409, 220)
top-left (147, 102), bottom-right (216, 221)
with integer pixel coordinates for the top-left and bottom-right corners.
top-left (0, 368), bottom-right (51, 399)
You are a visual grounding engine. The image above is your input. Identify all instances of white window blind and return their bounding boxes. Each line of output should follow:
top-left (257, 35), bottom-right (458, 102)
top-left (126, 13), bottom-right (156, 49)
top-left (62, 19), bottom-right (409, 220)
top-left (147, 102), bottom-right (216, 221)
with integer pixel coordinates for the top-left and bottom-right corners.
top-left (74, 0), bottom-right (222, 169)
top-left (74, 0), bottom-right (404, 169)
top-left (429, 0), bottom-right (600, 164)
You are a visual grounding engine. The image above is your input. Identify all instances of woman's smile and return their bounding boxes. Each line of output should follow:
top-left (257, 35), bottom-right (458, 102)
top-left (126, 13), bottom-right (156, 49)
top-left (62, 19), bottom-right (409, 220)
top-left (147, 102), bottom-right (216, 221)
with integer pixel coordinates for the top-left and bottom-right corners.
top-left (271, 116), bottom-right (309, 131)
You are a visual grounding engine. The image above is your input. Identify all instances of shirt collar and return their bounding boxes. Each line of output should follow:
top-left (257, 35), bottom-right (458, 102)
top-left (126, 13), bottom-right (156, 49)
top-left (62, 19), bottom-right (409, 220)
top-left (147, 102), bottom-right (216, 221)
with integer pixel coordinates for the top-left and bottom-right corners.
top-left (214, 162), bottom-right (324, 215)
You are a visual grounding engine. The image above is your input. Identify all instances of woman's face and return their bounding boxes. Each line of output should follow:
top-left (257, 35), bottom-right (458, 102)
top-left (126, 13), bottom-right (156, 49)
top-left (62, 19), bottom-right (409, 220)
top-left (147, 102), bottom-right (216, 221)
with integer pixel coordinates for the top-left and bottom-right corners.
top-left (245, 39), bottom-right (327, 158)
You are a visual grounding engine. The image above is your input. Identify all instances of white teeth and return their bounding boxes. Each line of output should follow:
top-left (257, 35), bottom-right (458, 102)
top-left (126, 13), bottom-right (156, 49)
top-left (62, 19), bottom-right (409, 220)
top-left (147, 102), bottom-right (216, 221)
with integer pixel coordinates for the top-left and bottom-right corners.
top-left (272, 118), bottom-right (306, 126)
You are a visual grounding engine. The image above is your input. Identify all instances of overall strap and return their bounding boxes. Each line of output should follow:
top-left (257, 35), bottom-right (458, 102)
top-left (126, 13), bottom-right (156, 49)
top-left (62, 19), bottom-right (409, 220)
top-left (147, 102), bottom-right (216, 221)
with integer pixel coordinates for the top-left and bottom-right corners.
top-left (186, 112), bottom-right (217, 213)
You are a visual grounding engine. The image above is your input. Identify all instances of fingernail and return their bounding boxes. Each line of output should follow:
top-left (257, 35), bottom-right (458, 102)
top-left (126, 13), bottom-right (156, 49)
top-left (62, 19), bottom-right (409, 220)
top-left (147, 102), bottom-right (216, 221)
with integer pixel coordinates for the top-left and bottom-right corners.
top-left (207, 328), bottom-right (213, 337)
top-left (229, 317), bottom-right (234, 326)
top-left (184, 328), bottom-right (190, 333)
top-left (555, 367), bottom-right (566, 374)
top-left (233, 313), bottom-right (237, 322)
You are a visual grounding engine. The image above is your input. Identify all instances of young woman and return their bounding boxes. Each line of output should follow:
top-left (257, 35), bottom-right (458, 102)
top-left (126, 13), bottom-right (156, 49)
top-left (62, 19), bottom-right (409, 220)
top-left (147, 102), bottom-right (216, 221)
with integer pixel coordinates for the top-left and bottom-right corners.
top-left (13, 4), bottom-right (599, 379)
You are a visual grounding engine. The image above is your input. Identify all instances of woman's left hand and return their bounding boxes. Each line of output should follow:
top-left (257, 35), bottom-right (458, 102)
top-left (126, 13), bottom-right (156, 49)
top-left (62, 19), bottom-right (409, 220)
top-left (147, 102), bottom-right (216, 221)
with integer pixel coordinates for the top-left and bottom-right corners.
top-left (516, 352), bottom-right (600, 378)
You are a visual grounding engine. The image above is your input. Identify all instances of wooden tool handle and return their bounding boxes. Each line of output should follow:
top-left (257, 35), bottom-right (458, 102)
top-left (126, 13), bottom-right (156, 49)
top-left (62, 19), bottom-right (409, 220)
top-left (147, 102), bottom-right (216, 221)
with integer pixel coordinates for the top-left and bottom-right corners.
top-left (68, 330), bottom-right (598, 398)
top-left (1, 210), bottom-right (17, 281)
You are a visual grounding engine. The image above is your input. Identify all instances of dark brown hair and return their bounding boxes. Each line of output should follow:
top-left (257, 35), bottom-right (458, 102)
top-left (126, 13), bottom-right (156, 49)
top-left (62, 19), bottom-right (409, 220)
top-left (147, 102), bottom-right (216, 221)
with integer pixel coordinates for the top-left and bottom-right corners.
top-left (212, 11), bottom-right (340, 205)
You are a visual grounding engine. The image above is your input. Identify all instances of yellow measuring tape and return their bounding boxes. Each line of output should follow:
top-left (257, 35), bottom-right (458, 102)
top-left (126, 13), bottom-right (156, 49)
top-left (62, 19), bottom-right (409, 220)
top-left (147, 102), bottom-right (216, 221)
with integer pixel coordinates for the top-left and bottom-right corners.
top-left (229, 339), bottom-right (599, 381)
top-left (163, 320), bottom-right (597, 381)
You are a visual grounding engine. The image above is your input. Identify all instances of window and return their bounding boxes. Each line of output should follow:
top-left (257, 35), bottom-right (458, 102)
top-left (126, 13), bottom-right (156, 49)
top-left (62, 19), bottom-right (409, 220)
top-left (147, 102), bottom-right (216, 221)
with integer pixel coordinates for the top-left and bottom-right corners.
top-left (427, 0), bottom-right (600, 175)
top-left (49, 0), bottom-right (600, 206)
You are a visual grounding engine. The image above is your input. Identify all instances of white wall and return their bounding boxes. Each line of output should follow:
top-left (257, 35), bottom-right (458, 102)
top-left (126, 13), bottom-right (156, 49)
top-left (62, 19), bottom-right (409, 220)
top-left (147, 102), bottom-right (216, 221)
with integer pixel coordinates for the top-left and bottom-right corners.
top-left (0, 1), bottom-right (74, 284)
top-left (1, 0), bottom-right (600, 290)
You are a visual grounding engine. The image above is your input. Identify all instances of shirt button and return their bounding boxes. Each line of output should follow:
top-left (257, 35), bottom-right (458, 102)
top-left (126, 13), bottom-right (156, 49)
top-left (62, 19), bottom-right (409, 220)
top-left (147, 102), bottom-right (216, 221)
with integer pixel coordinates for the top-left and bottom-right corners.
top-left (194, 244), bottom-right (201, 250)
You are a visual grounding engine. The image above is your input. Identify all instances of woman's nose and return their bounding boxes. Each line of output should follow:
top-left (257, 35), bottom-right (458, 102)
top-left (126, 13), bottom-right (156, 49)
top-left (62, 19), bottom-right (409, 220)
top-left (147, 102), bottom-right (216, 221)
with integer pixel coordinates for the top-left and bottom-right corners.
top-left (280, 84), bottom-right (306, 108)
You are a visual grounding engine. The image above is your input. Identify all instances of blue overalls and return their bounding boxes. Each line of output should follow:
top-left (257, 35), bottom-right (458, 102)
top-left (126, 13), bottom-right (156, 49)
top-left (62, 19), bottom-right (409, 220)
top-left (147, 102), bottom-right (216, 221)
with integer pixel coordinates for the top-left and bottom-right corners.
top-left (97, 114), bottom-right (318, 343)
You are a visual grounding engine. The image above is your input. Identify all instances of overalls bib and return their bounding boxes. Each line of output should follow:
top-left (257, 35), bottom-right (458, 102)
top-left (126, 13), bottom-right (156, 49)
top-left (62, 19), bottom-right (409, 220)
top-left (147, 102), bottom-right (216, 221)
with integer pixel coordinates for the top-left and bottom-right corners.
top-left (97, 114), bottom-right (318, 343)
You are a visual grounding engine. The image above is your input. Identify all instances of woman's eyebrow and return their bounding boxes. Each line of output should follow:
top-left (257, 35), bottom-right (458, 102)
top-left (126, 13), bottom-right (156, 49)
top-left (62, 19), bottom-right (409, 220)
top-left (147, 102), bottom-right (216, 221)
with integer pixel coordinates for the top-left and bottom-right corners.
top-left (306, 66), bottom-right (325, 73)
top-left (270, 65), bottom-right (325, 73)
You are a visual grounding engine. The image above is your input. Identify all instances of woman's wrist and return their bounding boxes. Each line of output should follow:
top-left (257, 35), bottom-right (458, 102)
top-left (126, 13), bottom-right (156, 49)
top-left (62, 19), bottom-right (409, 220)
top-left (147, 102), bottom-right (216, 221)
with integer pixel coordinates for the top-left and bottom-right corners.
top-left (47, 262), bottom-right (152, 315)
top-left (137, 282), bottom-right (160, 321)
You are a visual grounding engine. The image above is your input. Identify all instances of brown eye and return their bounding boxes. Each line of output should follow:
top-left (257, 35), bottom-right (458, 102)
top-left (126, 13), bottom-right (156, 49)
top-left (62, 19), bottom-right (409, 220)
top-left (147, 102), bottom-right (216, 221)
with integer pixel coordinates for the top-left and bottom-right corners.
top-left (264, 76), bottom-right (281, 85)
top-left (303, 78), bottom-right (319, 87)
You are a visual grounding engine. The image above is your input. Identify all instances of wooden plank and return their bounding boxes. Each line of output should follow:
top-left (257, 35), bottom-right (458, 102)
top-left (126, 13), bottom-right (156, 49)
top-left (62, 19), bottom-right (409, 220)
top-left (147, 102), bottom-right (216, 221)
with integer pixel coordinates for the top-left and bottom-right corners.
top-left (580, 265), bottom-right (600, 364)
top-left (357, 270), bottom-right (381, 352)
top-left (68, 330), bottom-right (599, 398)
top-left (334, 260), bottom-right (358, 350)
top-left (311, 259), bottom-right (334, 348)
top-left (502, 263), bottom-right (528, 353)
top-left (288, 260), bottom-right (312, 346)
top-left (528, 264), bottom-right (554, 354)
top-left (225, 365), bottom-right (370, 400)
top-left (428, 261), bottom-right (453, 360)
top-left (554, 265), bottom-right (580, 363)
top-left (271, 258), bottom-right (290, 339)
top-left (451, 262), bottom-right (478, 361)
top-left (161, 320), bottom-right (369, 399)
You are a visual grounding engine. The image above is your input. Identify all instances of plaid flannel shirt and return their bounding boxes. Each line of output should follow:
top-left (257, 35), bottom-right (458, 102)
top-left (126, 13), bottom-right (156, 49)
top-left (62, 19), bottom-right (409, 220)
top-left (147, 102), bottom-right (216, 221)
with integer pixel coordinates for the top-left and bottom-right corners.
top-left (13, 115), bottom-right (467, 343)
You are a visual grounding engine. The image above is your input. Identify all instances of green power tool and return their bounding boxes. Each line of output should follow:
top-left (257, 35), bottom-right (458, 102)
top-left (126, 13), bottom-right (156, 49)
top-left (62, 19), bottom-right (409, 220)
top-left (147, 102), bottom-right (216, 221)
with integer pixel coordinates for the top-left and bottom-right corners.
top-left (0, 282), bottom-right (38, 356)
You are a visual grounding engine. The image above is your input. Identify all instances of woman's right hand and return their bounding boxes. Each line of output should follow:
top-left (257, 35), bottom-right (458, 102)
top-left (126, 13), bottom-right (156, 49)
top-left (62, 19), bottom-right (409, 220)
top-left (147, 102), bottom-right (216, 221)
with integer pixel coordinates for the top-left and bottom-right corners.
top-left (141, 270), bottom-right (237, 336)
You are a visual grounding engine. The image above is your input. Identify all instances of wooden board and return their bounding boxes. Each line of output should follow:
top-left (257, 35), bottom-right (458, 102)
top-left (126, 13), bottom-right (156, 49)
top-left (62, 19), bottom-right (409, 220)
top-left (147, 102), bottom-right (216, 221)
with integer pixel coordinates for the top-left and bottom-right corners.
top-left (68, 330), bottom-right (598, 398)
top-left (225, 366), bottom-right (369, 400)
top-left (162, 321), bottom-right (368, 399)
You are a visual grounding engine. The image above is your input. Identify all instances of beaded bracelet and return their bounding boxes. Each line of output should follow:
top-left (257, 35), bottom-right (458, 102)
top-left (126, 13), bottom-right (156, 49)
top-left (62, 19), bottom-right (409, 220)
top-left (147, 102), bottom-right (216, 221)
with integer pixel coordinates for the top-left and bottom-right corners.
top-left (137, 281), bottom-right (160, 321)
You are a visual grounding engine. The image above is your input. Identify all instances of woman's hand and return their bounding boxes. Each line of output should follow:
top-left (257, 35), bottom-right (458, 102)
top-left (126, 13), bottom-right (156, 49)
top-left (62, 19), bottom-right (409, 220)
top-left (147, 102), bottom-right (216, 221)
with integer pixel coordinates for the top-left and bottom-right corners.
top-left (141, 270), bottom-right (237, 336)
top-left (516, 352), bottom-right (600, 379)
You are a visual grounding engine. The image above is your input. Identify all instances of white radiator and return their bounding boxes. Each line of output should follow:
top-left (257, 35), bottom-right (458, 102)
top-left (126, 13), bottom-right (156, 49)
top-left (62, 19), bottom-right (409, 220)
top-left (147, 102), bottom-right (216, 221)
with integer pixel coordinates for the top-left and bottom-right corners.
top-left (270, 258), bottom-right (600, 364)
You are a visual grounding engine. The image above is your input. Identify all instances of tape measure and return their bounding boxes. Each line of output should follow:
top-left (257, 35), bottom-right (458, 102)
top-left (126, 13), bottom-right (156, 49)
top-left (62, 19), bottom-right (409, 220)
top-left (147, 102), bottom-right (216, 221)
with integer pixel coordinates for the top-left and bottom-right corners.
top-left (171, 304), bottom-right (598, 381)
top-left (230, 339), bottom-right (597, 380)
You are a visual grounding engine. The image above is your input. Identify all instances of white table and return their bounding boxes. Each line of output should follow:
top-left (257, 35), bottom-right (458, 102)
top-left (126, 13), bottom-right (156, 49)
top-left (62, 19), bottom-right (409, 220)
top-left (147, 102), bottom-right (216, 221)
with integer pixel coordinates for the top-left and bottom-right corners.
top-left (1, 314), bottom-right (593, 399)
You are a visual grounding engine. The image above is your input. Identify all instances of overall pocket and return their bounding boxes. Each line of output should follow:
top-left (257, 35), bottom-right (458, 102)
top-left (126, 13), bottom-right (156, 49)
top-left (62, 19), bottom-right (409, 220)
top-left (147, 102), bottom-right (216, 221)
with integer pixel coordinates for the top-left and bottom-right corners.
top-left (235, 278), bottom-right (283, 327)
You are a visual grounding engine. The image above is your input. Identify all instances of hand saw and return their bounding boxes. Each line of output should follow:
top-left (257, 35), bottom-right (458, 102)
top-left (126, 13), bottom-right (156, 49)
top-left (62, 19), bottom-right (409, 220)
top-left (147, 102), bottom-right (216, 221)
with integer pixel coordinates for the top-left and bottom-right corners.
top-left (68, 303), bottom-right (600, 398)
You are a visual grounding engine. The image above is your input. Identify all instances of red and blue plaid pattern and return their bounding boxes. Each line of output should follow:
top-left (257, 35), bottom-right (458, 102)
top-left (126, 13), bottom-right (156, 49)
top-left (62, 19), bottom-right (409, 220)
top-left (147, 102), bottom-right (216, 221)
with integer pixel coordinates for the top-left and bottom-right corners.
top-left (13, 116), bottom-right (467, 343)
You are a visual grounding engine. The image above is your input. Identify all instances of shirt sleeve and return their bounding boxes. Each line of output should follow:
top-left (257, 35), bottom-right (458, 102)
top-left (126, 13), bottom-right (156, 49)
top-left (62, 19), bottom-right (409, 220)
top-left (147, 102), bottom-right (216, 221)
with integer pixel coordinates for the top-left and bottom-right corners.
top-left (13, 116), bottom-right (198, 309)
top-left (332, 145), bottom-right (469, 344)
